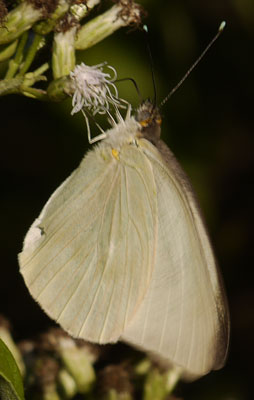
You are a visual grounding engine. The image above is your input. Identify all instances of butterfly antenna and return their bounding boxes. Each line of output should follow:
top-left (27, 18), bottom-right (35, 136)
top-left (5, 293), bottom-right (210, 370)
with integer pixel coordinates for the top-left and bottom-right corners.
top-left (116, 77), bottom-right (142, 102)
top-left (143, 24), bottom-right (157, 106)
top-left (160, 21), bottom-right (226, 108)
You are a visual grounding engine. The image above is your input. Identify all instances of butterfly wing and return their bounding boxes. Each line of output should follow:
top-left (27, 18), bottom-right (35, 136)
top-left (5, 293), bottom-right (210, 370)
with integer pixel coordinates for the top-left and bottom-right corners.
top-left (19, 143), bottom-right (157, 343)
top-left (121, 138), bottom-right (229, 379)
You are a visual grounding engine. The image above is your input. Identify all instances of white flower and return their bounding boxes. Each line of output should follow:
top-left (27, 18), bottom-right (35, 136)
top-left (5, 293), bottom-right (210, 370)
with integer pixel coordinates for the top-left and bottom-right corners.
top-left (70, 62), bottom-right (121, 116)
top-left (70, 62), bottom-right (130, 144)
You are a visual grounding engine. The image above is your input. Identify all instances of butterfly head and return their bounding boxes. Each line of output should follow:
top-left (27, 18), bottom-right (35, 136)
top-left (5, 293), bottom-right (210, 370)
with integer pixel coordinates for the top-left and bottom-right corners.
top-left (136, 100), bottom-right (162, 144)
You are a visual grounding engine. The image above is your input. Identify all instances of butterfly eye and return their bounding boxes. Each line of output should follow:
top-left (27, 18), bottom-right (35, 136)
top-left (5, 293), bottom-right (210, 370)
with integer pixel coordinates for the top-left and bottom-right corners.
top-left (140, 119), bottom-right (148, 127)
top-left (140, 118), bottom-right (151, 127)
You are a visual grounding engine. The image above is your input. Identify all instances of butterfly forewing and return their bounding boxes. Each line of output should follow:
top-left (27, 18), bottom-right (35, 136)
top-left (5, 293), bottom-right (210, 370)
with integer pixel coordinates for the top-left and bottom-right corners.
top-left (19, 143), bottom-right (157, 343)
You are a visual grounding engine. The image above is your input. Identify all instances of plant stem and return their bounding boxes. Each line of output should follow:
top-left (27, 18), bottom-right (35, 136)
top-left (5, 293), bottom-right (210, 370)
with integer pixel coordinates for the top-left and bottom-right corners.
top-left (0, 63), bottom-right (49, 97)
top-left (17, 33), bottom-right (44, 76)
top-left (0, 77), bottom-right (23, 95)
top-left (4, 31), bottom-right (28, 79)
top-left (0, 40), bottom-right (18, 62)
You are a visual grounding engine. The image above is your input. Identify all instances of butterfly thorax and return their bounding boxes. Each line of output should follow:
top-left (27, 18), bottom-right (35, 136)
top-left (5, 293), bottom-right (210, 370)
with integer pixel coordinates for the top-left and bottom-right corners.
top-left (102, 100), bottom-right (161, 151)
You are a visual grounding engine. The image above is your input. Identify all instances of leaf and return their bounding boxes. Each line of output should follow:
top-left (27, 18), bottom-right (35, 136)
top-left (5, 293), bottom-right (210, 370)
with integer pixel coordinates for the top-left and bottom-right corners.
top-left (0, 338), bottom-right (25, 400)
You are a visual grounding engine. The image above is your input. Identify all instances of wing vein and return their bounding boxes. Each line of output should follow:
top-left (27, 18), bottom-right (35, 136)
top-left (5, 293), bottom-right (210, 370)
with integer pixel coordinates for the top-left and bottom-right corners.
top-left (76, 166), bottom-right (121, 337)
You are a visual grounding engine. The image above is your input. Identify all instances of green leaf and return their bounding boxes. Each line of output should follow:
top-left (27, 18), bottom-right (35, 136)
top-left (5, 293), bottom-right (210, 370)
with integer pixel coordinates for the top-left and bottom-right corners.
top-left (0, 338), bottom-right (25, 400)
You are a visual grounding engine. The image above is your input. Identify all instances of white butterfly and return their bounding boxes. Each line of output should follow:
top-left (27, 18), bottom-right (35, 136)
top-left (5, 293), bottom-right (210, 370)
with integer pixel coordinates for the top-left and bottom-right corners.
top-left (19, 63), bottom-right (229, 381)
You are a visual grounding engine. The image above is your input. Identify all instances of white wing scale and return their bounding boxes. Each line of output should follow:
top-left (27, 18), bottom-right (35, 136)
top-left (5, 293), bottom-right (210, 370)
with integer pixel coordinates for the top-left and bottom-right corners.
top-left (121, 138), bottom-right (229, 379)
top-left (19, 144), bottom-right (157, 343)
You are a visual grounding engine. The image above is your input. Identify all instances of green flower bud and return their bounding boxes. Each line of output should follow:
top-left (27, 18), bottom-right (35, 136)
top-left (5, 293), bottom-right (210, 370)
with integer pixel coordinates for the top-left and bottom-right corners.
top-left (0, 2), bottom-right (42, 45)
top-left (75, 1), bottom-right (143, 50)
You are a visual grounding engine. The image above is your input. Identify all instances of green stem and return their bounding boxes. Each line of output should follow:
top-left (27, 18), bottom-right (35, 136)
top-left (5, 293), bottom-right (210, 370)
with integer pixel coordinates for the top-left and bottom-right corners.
top-left (20, 86), bottom-right (48, 99)
top-left (0, 41), bottom-right (18, 62)
top-left (5, 31), bottom-right (28, 79)
top-left (0, 78), bottom-right (47, 98)
top-left (0, 77), bottom-right (24, 95)
top-left (31, 63), bottom-right (50, 77)
top-left (0, 63), bottom-right (49, 97)
top-left (22, 62), bottom-right (49, 87)
top-left (17, 33), bottom-right (44, 76)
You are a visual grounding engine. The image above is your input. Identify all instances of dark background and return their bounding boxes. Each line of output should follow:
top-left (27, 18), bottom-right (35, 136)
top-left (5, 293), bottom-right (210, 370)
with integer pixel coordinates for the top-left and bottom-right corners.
top-left (0, 0), bottom-right (253, 399)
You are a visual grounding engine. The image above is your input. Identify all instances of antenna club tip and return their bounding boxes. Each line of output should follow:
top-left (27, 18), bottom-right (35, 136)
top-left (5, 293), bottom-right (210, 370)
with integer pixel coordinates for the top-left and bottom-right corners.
top-left (219, 21), bottom-right (226, 32)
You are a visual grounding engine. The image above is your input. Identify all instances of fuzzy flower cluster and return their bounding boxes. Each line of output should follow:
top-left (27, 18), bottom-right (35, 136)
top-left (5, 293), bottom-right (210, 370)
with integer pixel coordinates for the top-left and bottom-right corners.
top-left (70, 62), bottom-right (122, 116)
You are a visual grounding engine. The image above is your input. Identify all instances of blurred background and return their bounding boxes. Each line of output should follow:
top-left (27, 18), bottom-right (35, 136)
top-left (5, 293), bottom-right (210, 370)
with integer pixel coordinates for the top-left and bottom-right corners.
top-left (0, 0), bottom-right (253, 399)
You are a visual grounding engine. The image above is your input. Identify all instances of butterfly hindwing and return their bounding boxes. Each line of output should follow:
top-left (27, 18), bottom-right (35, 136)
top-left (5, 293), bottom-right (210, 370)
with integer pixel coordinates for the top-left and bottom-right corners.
top-left (122, 138), bottom-right (229, 378)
